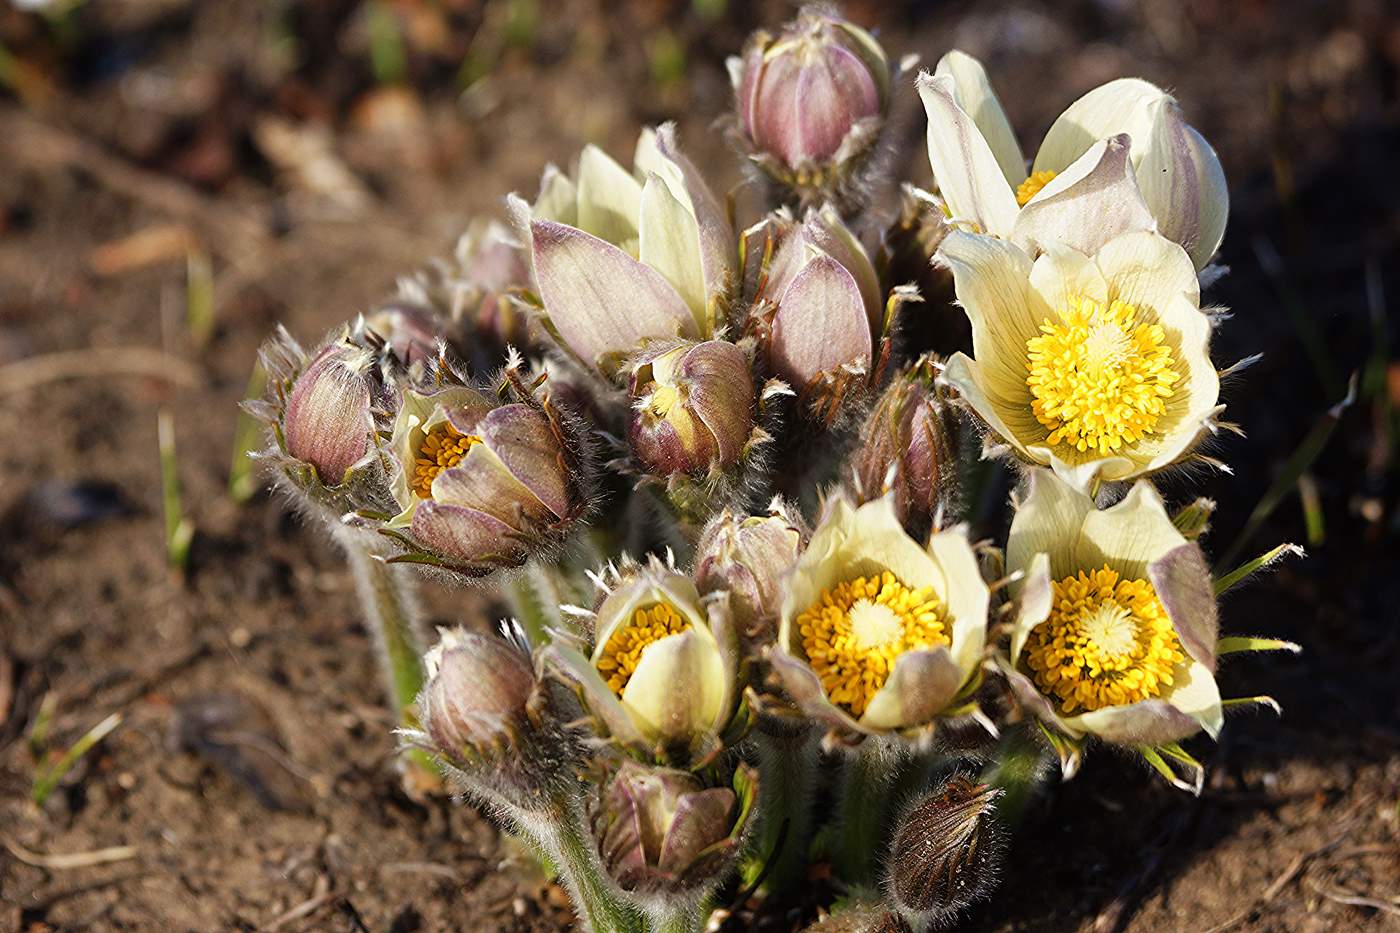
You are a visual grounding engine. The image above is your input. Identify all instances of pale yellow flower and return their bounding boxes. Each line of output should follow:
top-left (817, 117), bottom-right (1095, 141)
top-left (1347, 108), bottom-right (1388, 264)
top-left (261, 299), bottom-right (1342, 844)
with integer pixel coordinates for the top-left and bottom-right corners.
top-left (940, 228), bottom-right (1222, 490)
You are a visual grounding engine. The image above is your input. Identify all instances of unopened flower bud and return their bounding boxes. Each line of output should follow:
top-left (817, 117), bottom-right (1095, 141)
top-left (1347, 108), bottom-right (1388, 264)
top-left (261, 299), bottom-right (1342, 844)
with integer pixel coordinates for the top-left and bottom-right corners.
top-left (851, 359), bottom-right (960, 534)
top-left (694, 501), bottom-right (803, 637)
top-left (283, 341), bottom-right (380, 487)
top-left (383, 376), bottom-right (588, 576)
top-left (457, 218), bottom-right (532, 349)
top-left (593, 759), bottom-right (752, 897)
top-left (415, 626), bottom-right (567, 809)
top-left (886, 776), bottom-right (1002, 929)
top-left (733, 6), bottom-right (890, 204)
top-left (627, 341), bottom-right (756, 476)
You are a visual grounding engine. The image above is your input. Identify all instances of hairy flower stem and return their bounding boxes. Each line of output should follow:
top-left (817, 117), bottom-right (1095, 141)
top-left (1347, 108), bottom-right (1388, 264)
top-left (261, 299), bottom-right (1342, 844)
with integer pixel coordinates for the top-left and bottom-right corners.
top-left (979, 723), bottom-right (1047, 828)
top-left (745, 726), bottom-right (818, 894)
top-left (342, 533), bottom-right (435, 780)
top-left (503, 561), bottom-right (564, 646)
top-left (537, 797), bottom-right (643, 933)
top-left (833, 742), bottom-right (902, 887)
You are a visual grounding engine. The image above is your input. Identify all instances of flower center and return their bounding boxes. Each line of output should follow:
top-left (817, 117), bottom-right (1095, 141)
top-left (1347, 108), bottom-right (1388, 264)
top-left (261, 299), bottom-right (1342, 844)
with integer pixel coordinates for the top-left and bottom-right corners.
top-left (1026, 296), bottom-right (1181, 454)
top-left (1023, 566), bottom-right (1185, 714)
top-left (411, 422), bottom-right (481, 499)
top-left (647, 383), bottom-right (681, 419)
top-left (1015, 169), bottom-right (1057, 206)
top-left (596, 602), bottom-right (690, 695)
top-left (796, 571), bottom-right (947, 717)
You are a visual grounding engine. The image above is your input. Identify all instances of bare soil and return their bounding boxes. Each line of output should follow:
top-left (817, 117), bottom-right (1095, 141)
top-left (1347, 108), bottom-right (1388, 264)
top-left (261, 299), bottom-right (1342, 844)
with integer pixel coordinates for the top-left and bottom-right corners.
top-left (1, 1), bottom-right (1397, 930)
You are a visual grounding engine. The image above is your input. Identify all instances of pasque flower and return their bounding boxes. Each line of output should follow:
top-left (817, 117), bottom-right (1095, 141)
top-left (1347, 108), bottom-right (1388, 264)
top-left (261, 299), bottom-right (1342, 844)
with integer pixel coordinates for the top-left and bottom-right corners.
top-left (769, 496), bottom-right (989, 736)
top-left (548, 559), bottom-right (741, 768)
top-left (939, 228), bottom-right (1221, 489)
top-left (1001, 470), bottom-right (1223, 747)
top-left (919, 51), bottom-right (1227, 270)
top-left (509, 126), bottom-right (735, 376)
top-left (732, 6), bottom-right (890, 198)
top-left (626, 340), bottom-right (756, 477)
top-left (384, 382), bottom-right (581, 573)
top-left (759, 205), bottom-right (886, 394)
top-left (693, 500), bottom-right (804, 638)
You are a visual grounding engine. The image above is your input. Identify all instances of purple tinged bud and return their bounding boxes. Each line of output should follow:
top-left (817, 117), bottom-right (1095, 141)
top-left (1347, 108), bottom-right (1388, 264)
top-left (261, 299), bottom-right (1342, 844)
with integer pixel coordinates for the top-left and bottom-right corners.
top-left (419, 628), bottom-right (536, 759)
top-left (458, 219), bottom-right (532, 349)
top-left (694, 503), bottom-right (803, 637)
top-left (886, 776), bottom-right (1003, 927)
top-left (627, 341), bottom-right (756, 476)
top-left (735, 7), bottom-right (889, 184)
top-left (851, 361), bottom-right (960, 532)
top-left (594, 759), bottom-right (742, 895)
top-left (283, 343), bottom-right (377, 485)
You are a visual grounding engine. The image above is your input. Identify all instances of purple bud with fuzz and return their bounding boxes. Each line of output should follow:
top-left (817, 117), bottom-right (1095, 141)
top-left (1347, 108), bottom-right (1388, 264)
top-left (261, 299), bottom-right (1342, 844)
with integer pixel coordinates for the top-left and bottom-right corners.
top-left (364, 302), bottom-right (445, 366)
top-left (283, 343), bottom-right (378, 486)
top-left (593, 759), bottom-right (747, 896)
top-left (851, 362), bottom-right (960, 532)
top-left (627, 340), bottom-right (756, 476)
top-left (694, 504), bottom-right (803, 637)
top-left (736, 7), bottom-right (890, 179)
top-left (419, 628), bottom-right (536, 759)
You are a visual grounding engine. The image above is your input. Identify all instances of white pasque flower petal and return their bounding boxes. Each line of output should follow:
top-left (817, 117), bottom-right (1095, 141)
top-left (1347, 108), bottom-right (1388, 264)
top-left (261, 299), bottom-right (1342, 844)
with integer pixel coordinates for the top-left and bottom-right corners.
top-left (916, 71), bottom-right (1020, 237)
top-left (933, 50), bottom-right (1026, 188)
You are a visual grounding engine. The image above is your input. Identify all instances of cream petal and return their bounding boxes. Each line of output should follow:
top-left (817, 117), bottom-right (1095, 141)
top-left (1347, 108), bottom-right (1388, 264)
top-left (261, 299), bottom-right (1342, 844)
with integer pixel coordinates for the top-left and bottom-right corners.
top-left (779, 497), bottom-right (854, 652)
top-left (1075, 481), bottom-right (1187, 580)
top-left (861, 646), bottom-right (965, 731)
top-left (430, 443), bottom-right (543, 525)
top-left (1027, 244), bottom-right (1108, 317)
top-left (1006, 469), bottom-right (1092, 582)
top-left (833, 497), bottom-right (944, 591)
top-left (593, 576), bottom-right (708, 663)
top-left (1012, 135), bottom-right (1157, 259)
top-left (576, 144), bottom-right (642, 250)
top-left (639, 173), bottom-right (708, 332)
top-left (546, 642), bottom-right (649, 747)
top-left (942, 352), bottom-right (1038, 463)
top-left (530, 219), bottom-right (694, 373)
top-left (1181, 125), bottom-right (1228, 271)
top-left (1041, 450), bottom-right (1136, 490)
top-left (622, 629), bottom-right (726, 745)
top-left (926, 524), bottom-right (989, 676)
top-left (1128, 291), bottom-right (1219, 474)
top-left (916, 71), bottom-right (1020, 237)
top-left (1148, 543), bottom-right (1219, 670)
top-left (1032, 77), bottom-right (1166, 175)
top-left (934, 50), bottom-right (1026, 187)
top-left (1095, 229), bottom-right (1200, 312)
top-left (644, 125), bottom-right (735, 306)
top-left (533, 163), bottom-right (578, 226)
top-left (766, 646), bottom-right (864, 734)
top-left (1009, 552), bottom-right (1052, 663)
top-left (938, 231), bottom-right (1043, 392)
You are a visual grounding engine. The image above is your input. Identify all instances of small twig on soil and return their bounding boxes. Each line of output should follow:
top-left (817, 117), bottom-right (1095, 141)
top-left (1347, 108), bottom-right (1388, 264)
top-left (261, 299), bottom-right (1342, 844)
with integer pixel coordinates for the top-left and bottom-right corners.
top-left (1, 835), bottom-right (139, 870)
top-left (1202, 830), bottom-right (1351, 932)
top-left (0, 347), bottom-right (201, 397)
top-left (1304, 878), bottom-right (1400, 917)
top-left (259, 875), bottom-right (336, 932)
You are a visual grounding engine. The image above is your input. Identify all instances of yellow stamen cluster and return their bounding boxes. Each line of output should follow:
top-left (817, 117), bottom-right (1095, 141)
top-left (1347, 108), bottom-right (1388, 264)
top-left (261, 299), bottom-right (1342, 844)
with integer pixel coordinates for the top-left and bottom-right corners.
top-left (1026, 296), bottom-right (1180, 454)
top-left (1015, 169), bottom-right (1058, 206)
top-left (1024, 566), bottom-right (1185, 714)
top-left (411, 422), bottom-right (481, 498)
top-left (596, 603), bottom-right (689, 695)
top-left (796, 571), bottom-right (948, 717)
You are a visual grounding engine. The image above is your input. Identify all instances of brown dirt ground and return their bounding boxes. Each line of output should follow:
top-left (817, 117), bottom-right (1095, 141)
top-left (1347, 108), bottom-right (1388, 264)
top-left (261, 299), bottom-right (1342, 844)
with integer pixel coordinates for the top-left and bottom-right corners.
top-left (1, 1), bottom-right (1398, 930)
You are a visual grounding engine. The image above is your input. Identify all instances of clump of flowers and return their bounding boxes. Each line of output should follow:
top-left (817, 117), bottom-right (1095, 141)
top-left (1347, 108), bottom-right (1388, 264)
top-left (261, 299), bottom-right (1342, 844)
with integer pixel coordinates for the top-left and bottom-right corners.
top-left (248, 5), bottom-right (1300, 928)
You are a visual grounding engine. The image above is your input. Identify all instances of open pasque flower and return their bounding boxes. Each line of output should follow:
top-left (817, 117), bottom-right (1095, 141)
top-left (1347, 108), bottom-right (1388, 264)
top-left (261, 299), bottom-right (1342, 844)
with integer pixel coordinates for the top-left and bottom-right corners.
top-left (940, 228), bottom-right (1221, 489)
top-left (1002, 470), bottom-right (1222, 750)
top-left (549, 559), bottom-right (741, 768)
top-left (509, 126), bottom-right (735, 376)
top-left (770, 496), bottom-right (989, 737)
top-left (919, 51), bottom-right (1227, 271)
top-left (383, 382), bottom-right (581, 573)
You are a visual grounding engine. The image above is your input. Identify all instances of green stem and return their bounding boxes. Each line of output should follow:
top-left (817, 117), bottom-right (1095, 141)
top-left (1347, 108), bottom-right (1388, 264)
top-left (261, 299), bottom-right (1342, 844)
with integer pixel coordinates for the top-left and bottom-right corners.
top-left (343, 536), bottom-right (435, 779)
top-left (543, 800), bottom-right (643, 933)
top-left (979, 723), bottom-right (1047, 829)
top-left (744, 726), bottom-right (817, 894)
top-left (832, 743), bottom-right (899, 888)
top-left (504, 561), bottom-right (564, 646)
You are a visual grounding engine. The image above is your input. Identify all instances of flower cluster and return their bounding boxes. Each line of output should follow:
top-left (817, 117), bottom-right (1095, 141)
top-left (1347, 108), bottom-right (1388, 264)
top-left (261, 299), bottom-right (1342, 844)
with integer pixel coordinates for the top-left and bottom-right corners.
top-left (250, 5), bottom-right (1301, 929)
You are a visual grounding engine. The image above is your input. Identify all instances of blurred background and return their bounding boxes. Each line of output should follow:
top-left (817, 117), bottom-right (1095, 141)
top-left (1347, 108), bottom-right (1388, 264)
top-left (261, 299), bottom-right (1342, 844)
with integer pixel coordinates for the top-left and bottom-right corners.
top-left (0, 0), bottom-right (1396, 930)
